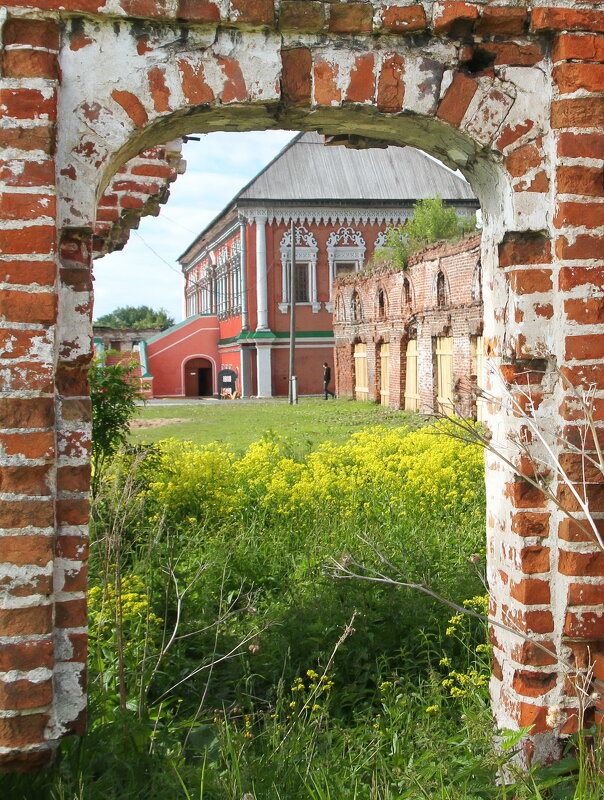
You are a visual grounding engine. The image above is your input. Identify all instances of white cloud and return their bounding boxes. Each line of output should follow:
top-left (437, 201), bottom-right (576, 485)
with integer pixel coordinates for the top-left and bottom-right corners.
top-left (94, 130), bottom-right (296, 323)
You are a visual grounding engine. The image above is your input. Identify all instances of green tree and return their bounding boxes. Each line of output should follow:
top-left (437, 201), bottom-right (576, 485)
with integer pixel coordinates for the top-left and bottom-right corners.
top-left (381, 197), bottom-right (476, 270)
top-left (94, 305), bottom-right (174, 330)
top-left (90, 355), bottom-right (144, 496)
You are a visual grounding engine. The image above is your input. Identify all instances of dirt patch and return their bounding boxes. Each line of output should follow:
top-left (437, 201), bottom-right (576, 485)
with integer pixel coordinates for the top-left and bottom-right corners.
top-left (130, 417), bottom-right (190, 430)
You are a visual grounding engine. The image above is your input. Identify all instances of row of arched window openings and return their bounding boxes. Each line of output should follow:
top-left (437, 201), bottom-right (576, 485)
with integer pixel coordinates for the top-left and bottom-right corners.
top-left (335, 262), bottom-right (481, 323)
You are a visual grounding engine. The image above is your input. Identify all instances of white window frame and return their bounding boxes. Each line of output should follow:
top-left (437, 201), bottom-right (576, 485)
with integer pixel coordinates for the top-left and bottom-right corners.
top-left (326, 227), bottom-right (365, 312)
top-left (279, 226), bottom-right (319, 313)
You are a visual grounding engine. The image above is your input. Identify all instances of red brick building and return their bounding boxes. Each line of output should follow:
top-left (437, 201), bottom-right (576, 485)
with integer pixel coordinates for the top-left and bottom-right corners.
top-left (146, 132), bottom-right (476, 398)
top-left (334, 234), bottom-right (483, 418)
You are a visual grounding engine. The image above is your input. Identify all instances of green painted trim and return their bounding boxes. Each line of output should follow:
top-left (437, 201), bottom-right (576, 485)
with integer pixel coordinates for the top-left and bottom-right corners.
top-left (218, 336), bottom-right (239, 346)
top-left (93, 337), bottom-right (105, 350)
top-left (145, 313), bottom-right (215, 345)
top-left (273, 331), bottom-right (334, 339)
top-left (137, 340), bottom-right (153, 379)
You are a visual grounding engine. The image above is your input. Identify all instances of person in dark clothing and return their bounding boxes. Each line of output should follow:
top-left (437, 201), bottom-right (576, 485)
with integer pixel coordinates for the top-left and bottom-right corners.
top-left (323, 362), bottom-right (335, 400)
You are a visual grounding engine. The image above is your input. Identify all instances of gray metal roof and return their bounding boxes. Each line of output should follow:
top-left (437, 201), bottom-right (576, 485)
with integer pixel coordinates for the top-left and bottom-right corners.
top-left (179, 132), bottom-right (477, 263)
top-left (238, 132), bottom-right (476, 203)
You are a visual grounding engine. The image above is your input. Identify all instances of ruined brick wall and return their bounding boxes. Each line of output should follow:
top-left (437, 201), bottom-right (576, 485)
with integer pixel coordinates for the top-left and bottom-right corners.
top-left (334, 235), bottom-right (482, 414)
top-left (94, 140), bottom-right (185, 258)
top-left (1, 0), bottom-right (603, 773)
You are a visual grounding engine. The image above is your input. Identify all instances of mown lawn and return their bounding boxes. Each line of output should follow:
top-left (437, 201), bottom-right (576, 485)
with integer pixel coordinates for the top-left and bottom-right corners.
top-left (130, 397), bottom-right (422, 451)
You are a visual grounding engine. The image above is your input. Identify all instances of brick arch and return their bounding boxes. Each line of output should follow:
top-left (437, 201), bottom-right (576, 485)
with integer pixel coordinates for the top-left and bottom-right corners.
top-left (2, 0), bottom-right (603, 773)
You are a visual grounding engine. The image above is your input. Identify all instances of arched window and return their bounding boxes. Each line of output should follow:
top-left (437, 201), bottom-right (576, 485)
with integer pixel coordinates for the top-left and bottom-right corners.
top-left (403, 278), bottom-right (412, 308)
top-left (377, 287), bottom-right (387, 319)
top-left (436, 272), bottom-right (447, 308)
top-left (351, 291), bottom-right (363, 322)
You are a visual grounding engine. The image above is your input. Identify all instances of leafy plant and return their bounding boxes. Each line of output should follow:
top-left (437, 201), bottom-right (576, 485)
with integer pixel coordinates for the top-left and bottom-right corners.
top-left (377, 196), bottom-right (476, 271)
top-left (90, 354), bottom-right (145, 495)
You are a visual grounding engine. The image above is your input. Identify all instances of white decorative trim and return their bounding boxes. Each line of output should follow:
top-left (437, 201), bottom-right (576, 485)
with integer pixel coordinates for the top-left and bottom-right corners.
top-left (239, 205), bottom-right (415, 227)
top-left (374, 230), bottom-right (387, 249)
top-left (279, 227), bottom-right (319, 313)
top-left (327, 227), bottom-right (366, 305)
top-left (326, 227), bottom-right (365, 248)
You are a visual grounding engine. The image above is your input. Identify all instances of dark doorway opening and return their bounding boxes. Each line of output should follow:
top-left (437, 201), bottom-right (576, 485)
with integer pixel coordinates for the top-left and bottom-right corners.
top-left (184, 358), bottom-right (213, 397)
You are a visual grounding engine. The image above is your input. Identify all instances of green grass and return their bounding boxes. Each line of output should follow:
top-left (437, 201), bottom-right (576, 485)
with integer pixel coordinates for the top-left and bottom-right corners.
top-left (130, 398), bottom-right (420, 452)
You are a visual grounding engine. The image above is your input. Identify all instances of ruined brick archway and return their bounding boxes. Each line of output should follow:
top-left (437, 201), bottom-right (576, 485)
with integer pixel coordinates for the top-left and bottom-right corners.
top-left (1, 0), bottom-right (603, 772)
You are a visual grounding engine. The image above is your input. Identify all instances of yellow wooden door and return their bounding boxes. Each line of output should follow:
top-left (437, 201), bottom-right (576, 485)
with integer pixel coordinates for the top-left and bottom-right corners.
top-left (354, 343), bottom-right (368, 401)
top-left (379, 343), bottom-right (390, 407)
top-left (404, 339), bottom-right (419, 412)
top-left (474, 335), bottom-right (486, 422)
top-left (435, 336), bottom-right (454, 414)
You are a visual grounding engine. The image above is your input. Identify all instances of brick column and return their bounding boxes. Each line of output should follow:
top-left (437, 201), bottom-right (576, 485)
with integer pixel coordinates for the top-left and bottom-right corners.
top-left (0, 16), bottom-right (89, 770)
top-left (0, 14), bottom-right (59, 771)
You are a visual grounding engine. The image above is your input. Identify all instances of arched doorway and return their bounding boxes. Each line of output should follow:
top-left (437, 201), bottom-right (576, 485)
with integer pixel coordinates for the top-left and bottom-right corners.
top-left (184, 357), bottom-right (213, 397)
top-left (3, 1), bottom-right (599, 771)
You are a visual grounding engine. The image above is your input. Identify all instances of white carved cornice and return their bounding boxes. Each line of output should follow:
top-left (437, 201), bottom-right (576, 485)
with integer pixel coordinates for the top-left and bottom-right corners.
top-left (239, 206), bottom-right (414, 227)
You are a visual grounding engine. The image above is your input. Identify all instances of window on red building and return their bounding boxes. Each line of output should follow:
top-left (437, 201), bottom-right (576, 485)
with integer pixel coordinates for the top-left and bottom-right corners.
top-left (295, 262), bottom-right (310, 303)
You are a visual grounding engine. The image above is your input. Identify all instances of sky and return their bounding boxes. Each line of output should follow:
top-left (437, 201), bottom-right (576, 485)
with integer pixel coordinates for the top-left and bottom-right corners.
top-left (93, 130), bottom-right (296, 324)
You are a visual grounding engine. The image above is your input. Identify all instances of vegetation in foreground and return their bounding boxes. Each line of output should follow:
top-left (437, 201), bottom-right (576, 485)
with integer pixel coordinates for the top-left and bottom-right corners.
top-left (3, 377), bottom-right (602, 799)
top-left (130, 397), bottom-right (419, 452)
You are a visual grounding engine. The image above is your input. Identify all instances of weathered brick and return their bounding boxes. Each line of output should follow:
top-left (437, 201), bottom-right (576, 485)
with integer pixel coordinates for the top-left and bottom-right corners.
top-left (3, 18), bottom-right (59, 49)
top-left (510, 578), bottom-right (551, 605)
top-left (178, 59), bottom-right (214, 105)
top-left (508, 269), bottom-right (552, 295)
top-left (176, 0), bottom-right (220, 21)
top-left (551, 98), bottom-right (604, 129)
top-left (229, 0), bottom-right (274, 25)
top-left (55, 598), bottom-right (87, 629)
top-left (381, 4), bottom-right (426, 33)
top-left (433, 1), bottom-right (479, 35)
top-left (564, 611), bottom-right (604, 639)
top-left (0, 398), bottom-right (54, 429)
top-left (556, 235), bottom-right (601, 261)
top-left (511, 512), bottom-right (550, 538)
top-left (329, 3), bottom-right (373, 34)
top-left (568, 583), bottom-right (604, 606)
top-left (553, 34), bottom-right (604, 64)
top-left (554, 63), bottom-right (604, 95)
top-left (0, 500), bottom-right (54, 529)
top-left (436, 73), bottom-right (478, 127)
top-left (0, 678), bottom-right (52, 711)
top-left (511, 640), bottom-right (557, 667)
top-left (57, 464), bottom-right (91, 493)
top-left (2, 50), bottom-right (58, 80)
top-left (482, 42), bottom-right (544, 67)
top-left (555, 202), bottom-right (604, 230)
top-left (557, 167), bottom-right (604, 199)
top-left (559, 266), bottom-right (604, 292)
top-left (476, 6), bottom-right (527, 36)
top-left (0, 226), bottom-right (56, 257)
top-left (513, 669), bottom-right (556, 698)
top-left (57, 499), bottom-right (90, 527)
top-left (0, 466), bottom-right (52, 497)
top-left (279, 1), bottom-right (325, 31)
top-left (0, 605), bottom-right (52, 637)
top-left (0, 430), bottom-right (54, 460)
top-left (499, 233), bottom-right (552, 268)
top-left (557, 132), bottom-right (604, 160)
top-left (0, 714), bottom-right (50, 749)
top-left (564, 298), bottom-right (604, 326)
top-left (532, 7), bottom-right (604, 34)
top-left (0, 639), bottom-right (53, 672)
top-left (377, 54), bottom-right (405, 113)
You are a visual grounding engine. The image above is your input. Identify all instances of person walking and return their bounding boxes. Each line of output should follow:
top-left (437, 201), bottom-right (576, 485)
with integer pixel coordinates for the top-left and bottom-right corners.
top-left (323, 361), bottom-right (335, 400)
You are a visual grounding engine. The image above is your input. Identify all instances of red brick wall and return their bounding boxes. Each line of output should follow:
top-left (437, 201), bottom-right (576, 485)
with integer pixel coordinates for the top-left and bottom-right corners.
top-left (334, 235), bottom-right (482, 415)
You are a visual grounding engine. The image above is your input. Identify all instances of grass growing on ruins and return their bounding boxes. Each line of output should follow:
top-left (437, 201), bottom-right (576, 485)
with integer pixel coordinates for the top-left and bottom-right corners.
top-left (130, 397), bottom-right (419, 451)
